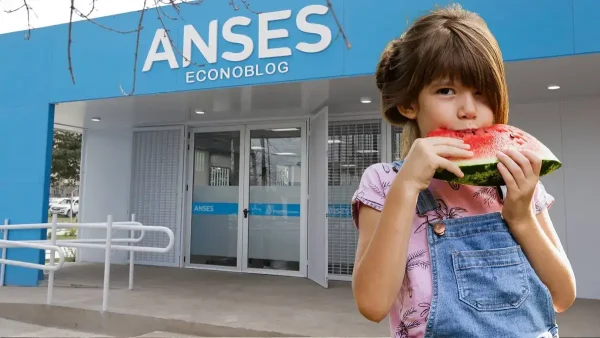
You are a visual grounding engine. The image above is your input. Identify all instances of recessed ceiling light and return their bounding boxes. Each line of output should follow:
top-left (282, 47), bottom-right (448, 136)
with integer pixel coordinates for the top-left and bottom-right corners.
top-left (328, 139), bottom-right (342, 144)
top-left (91, 117), bottom-right (101, 122)
top-left (274, 152), bottom-right (297, 156)
top-left (547, 85), bottom-right (560, 90)
top-left (251, 146), bottom-right (264, 150)
top-left (195, 110), bottom-right (205, 115)
top-left (360, 97), bottom-right (372, 104)
top-left (271, 128), bottom-right (299, 132)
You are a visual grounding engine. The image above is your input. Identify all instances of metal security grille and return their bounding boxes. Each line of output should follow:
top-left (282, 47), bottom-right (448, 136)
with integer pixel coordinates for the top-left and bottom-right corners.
top-left (328, 119), bottom-right (382, 277)
top-left (130, 128), bottom-right (182, 266)
top-left (391, 125), bottom-right (403, 161)
top-left (210, 167), bottom-right (230, 186)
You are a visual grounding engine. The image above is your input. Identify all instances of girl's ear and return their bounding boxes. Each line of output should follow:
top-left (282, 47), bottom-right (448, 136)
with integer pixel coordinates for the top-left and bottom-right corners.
top-left (397, 104), bottom-right (417, 120)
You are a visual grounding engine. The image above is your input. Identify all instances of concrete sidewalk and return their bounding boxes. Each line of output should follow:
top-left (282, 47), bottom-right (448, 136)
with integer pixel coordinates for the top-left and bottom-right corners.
top-left (0, 263), bottom-right (388, 337)
top-left (0, 262), bottom-right (598, 337)
top-left (0, 318), bottom-right (106, 337)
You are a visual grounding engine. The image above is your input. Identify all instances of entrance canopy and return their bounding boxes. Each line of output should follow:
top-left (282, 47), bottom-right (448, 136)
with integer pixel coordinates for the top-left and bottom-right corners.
top-left (54, 53), bottom-right (600, 131)
top-left (54, 76), bottom-right (377, 130)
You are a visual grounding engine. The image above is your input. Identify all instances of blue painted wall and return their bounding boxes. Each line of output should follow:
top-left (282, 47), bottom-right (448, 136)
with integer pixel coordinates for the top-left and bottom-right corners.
top-left (0, 0), bottom-right (598, 286)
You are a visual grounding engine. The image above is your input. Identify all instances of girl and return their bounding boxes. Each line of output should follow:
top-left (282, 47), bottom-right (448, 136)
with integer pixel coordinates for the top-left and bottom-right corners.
top-left (351, 4), bottom-right (576, 338)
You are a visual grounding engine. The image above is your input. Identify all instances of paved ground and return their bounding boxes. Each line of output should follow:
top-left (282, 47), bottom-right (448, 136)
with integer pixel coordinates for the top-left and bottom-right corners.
top-left (0, 318), bottom-right (106, 337)
top-left (0, 319), bottom-right (378, 338)
top-left (0, 262), bottom-right (598, 337)
top-left (0, 263), bottom-right (388, 337)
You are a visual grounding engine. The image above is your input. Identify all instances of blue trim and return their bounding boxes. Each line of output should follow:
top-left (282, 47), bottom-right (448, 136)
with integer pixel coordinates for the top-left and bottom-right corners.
top-left (192, 202), bottom-right (239, 215)
top-left (0, 103), bottom-right (54, 287)
top-left (192, 202), bottom-right (302, 217)
top-left (249, 203), bottom-right (301, 217)
top-left (192, 202), bottom-right (354, 218)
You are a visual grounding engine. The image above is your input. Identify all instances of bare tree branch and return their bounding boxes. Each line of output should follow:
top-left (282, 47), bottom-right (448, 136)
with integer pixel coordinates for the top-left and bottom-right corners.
top-left (5, 0), bottom-right (34, 39)
top-left (82, 0), bottom-right (96, 17)
top-left (325, 0), bottom-right (351, 49)
top-left (227, 0), bottom-right (260, 14)
top-left (158, 0), bottom-right (204, 21)
top-left (228, 0), bottom-right (240, 11)
top-left (119, 0), bottom-right (149, 96)
top-left (159, 2), bottom-right (188, 23)
top-left (68, 0), bottom-right (75, 83)
top-left (239, 0), bottom-right (261, 15)
top-left (154, 0), bottom-right (204, 23)
top-left (73, 7), bottom-right (139, 34)
top-left (153, 1), bottom-right (205, 68)
top-left (156, 1), bottom-right (179, 21)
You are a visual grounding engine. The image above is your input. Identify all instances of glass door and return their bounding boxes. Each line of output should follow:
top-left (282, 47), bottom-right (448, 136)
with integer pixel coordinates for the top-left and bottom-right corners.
top-left (187, 127), bottom-right (244, 269)
top-left (242, 123), bottom-right (307, 276)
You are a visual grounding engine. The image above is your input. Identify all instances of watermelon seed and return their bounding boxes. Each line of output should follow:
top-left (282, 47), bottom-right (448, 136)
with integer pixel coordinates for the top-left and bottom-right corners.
top-left (510, 133), bottom-right (515, 139)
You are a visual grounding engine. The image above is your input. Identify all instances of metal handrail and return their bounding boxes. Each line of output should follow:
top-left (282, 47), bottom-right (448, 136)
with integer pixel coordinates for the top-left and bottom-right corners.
top-left (3, 223), bottom-right (147, 244)
top-left (0, 214), bottom-right (175, 311)
top-left (0, 240), bottom-right (65, 271)
top-left (16, 223), bottom-right (172, 253)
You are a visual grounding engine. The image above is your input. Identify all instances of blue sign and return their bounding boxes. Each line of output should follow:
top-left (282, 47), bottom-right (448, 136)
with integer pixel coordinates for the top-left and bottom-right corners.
top-left (192, 202), bottom-right (353, 218)
top-left (249, 203), bottom-right (301, 217)
top-left (192, 202), bottom-right (238, 215)
top-left (192, 202), bottom-right (301, 217)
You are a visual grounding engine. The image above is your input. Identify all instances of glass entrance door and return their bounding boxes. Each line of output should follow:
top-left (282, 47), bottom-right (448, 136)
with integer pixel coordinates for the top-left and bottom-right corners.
top-left (186, 123), bottom-right (306, 276)
top-left (242, 124), bottom-right (306, 276)
top-left (187, 128), bottom-right (243, 268)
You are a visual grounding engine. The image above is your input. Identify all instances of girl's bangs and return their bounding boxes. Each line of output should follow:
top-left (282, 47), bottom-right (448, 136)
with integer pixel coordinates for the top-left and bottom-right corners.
top-left (420, 32), bottom-right (500, 109)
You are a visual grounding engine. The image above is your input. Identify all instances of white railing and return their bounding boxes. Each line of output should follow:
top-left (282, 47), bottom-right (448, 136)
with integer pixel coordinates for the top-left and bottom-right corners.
top-left (0, 214), bottom-right (174, 312)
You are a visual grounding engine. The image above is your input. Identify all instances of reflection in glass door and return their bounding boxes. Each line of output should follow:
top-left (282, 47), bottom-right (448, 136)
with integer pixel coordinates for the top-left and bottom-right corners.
top-left (189, 130), bottom-right (241, 268)
top-left (244, 126), bottom-right (304, 272)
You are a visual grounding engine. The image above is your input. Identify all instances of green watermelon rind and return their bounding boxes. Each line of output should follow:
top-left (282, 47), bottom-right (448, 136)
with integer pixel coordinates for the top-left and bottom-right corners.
top-left (433, 158), bottom-right (563, 186)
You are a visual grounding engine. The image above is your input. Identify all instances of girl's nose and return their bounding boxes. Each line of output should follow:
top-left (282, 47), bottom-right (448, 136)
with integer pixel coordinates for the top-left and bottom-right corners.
top-left (458, 94), bottom-right (477, 120)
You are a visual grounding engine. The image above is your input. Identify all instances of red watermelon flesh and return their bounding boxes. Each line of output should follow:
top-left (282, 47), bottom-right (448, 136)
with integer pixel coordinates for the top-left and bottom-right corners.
top-left (426, 124), bottom-right (562, 186)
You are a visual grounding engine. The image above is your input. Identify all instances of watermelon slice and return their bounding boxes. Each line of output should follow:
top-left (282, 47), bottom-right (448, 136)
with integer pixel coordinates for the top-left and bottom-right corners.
top-left (426, 124), bottom-right (562, 186)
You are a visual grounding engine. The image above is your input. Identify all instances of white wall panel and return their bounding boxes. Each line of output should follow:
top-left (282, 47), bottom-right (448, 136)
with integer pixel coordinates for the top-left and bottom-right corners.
top-left (509, 98), bottom-right (600, 299)
top-left (558, 98), bottom-right (600, 300)
top-left (78, 129), bottom-right (133, 264)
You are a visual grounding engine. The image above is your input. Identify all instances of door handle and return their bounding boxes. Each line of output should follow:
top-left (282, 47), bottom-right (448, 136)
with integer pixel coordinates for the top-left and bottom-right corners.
top-left (243, 208), bottom-right (249, 218)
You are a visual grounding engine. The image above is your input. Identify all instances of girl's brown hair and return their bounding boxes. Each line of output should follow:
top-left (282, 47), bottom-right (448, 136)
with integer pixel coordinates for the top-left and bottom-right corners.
top-left (376, 4), bottom-right (509, 159)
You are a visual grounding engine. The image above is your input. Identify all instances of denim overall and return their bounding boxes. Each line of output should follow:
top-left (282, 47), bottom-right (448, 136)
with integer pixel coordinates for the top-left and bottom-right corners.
top-left (394, 161), bottom-right (559, 337)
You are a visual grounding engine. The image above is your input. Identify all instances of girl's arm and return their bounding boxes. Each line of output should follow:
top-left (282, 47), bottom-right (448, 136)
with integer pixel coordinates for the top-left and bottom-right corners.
top-left (352, 178), bottom-right (419, 323)
top-left (352, 137), bottom-right (472, 323)
top-left (496, 149), bottom-right (576, 313)
top-left (508, 209), bottom-right (576, 313)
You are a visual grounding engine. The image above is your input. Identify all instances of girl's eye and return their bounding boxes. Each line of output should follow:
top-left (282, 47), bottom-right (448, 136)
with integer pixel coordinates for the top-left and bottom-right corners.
top-left (474, 90), bottom-right (483, 96)
top-left (437, 88), bottom-right (455, 95)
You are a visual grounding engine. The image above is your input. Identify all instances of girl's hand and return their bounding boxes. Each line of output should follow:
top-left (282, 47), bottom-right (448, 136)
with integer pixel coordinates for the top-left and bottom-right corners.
top-left (396, 137), bottom-right (473, 193)
top-left (497, 149), bottom-right (541, 227)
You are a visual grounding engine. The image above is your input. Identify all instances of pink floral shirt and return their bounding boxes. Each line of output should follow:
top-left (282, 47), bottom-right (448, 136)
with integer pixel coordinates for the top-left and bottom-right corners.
top-left (351, 162), bottom-right (554, 338)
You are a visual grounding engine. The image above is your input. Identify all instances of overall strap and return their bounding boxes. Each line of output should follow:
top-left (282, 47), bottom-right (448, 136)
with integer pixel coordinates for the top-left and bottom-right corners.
top-left (417, 188), bottom-right (439, 214)
top-left (391, 160), bottom-right (439, 215)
